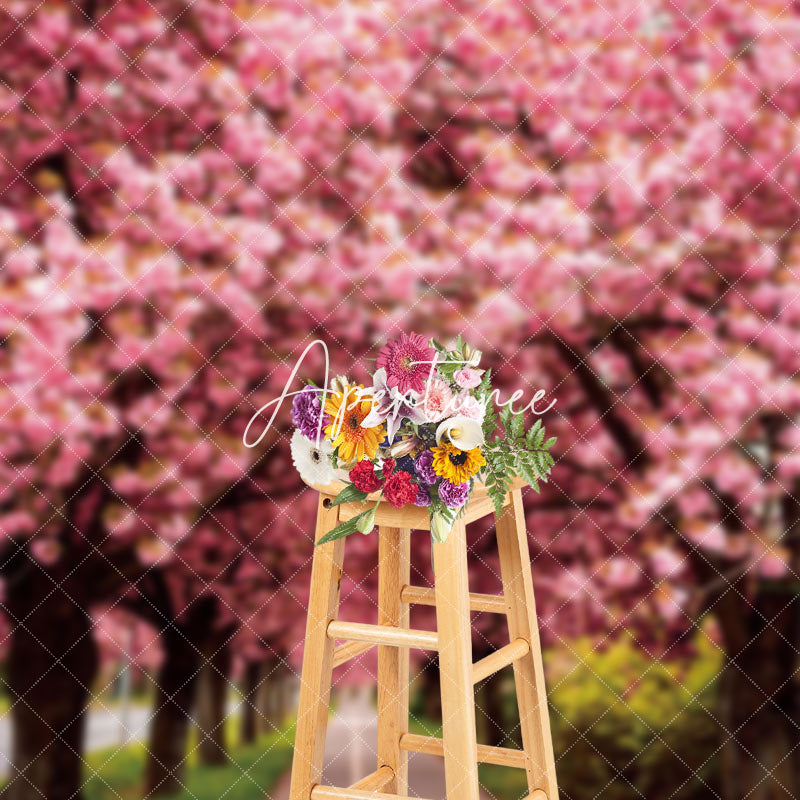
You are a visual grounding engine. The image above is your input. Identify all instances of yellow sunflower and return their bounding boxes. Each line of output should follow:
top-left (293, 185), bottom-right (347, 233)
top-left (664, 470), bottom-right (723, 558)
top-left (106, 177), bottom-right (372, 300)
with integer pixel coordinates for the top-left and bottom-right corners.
top-left (431, 443), bottom-right (486, 484)
top-left (324, 384), bottom-right (384, 463)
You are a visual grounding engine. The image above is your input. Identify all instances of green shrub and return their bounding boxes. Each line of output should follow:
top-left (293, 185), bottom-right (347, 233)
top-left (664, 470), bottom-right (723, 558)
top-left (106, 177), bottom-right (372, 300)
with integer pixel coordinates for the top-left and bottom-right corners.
top-left (479, 635), bottom-right (723, 800)
top-left (82, 725), bottom-right (295, 800)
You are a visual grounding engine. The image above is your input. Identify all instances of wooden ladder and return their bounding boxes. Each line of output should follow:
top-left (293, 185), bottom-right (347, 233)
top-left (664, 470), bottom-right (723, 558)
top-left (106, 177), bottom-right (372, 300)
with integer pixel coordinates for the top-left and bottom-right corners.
top-left (288, 483), bottom-right (558, 800)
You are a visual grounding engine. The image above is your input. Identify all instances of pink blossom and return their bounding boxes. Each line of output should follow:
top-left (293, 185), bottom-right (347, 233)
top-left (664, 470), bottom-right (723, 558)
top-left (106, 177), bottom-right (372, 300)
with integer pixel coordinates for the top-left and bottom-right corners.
top-left (420, 377), bottom-right (454, 422)
top-left (452, 392), bottom-right (486, 423)
top-left (454, 367), bottom-right (483, 389)
top-left (376, 332), bottom-right (436, 395)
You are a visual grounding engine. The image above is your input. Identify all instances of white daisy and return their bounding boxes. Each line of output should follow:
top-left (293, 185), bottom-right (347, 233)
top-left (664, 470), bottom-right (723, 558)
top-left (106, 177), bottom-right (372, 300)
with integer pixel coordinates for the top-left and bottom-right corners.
top-left (291, 429), bottom-right (337, 485)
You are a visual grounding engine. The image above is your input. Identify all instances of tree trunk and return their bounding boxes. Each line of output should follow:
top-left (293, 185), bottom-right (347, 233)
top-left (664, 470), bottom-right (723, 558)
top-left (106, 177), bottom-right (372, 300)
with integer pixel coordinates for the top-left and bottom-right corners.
top-left (717, 585), bottom-right (799, 800)
top-left (195, 634), bottom-right (231, 765)
top-left (2, 561), bottom-right (98, 800)
top-left (240, 662), bottom-right (260, 744)
top-left (145, 609), bottom-right (208, 796)
top-left (255, 661), bottom-right (278, 735)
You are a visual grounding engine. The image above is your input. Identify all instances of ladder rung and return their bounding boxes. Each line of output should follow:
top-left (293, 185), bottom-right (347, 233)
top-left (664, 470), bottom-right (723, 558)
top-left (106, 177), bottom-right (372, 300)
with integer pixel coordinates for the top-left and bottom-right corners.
top-left (327, 620), bottom-right (438, 650)
top-left (332, 640), bottom-right (375, 669)
top-left (399, 732), bottom-right (528, 769)
top-left (349, 765), bottom-right (394, 791)
top-left (400, 585), bottom-right (507, 614)
top-left (472, 637), bottom-right (530, 684)
top-left (311, 787), bottom-right (433, 800)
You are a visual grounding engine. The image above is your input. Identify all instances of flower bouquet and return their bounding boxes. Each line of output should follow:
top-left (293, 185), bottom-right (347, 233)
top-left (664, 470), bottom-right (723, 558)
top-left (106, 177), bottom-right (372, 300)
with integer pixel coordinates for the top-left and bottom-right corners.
top-left (290, 333), bottom-right (556, 545)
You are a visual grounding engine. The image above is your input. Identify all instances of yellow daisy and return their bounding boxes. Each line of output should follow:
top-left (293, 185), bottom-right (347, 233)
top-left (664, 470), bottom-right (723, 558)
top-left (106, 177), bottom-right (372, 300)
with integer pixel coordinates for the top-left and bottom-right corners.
top-left (324, 384), bottom-right (384, 463)
top-left (431, 443), bottom-right (486, 484)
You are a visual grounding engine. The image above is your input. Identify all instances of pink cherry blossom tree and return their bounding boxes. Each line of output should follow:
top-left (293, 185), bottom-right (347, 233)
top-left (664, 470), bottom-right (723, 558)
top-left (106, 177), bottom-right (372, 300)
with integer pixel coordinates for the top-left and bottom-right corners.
top-left (1, 2), bottom-right (799, 800)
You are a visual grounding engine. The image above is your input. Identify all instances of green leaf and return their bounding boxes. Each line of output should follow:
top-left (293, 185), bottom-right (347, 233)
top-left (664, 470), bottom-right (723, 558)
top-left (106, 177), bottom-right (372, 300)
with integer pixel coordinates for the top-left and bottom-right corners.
top-left (510, 410), bottom-right (524, 440)
top-left (482, 403), bottom-right (498, 440)
top-left (316, 511), bottom-right (373, 545)
top-left (525, 418), bottom-right (542, 445)
top-left (330, 484), bottom-right (369, 507)
top-left (543, 436), bottom-right (558, 450)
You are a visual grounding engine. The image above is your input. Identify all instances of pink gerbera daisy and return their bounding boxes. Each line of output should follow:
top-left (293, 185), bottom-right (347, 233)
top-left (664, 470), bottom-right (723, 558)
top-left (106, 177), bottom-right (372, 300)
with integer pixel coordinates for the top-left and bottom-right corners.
top-left (376, 332), bottom-right (435, 394)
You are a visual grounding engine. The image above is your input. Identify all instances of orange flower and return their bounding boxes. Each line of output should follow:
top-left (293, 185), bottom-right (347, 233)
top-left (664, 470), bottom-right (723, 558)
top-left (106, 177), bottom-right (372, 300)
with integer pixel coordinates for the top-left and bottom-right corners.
top-left (324, 383), bottom-right (384, 463)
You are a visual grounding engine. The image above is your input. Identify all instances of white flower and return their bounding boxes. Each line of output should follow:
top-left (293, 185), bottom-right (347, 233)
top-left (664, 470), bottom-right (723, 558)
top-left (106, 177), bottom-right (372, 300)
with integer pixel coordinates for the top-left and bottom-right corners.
top-left (291, 429), bottom-right (337, 485)
top-left (435, 416), bottom-right (484, 450)
top-left (463, 346), bottom-right (482, 368)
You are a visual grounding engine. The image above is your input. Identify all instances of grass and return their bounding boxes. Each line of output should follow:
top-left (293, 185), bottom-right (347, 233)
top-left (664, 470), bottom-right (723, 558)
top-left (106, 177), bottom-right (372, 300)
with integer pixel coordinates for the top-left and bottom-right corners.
top-left (83, 724), bottom-right (295, 800)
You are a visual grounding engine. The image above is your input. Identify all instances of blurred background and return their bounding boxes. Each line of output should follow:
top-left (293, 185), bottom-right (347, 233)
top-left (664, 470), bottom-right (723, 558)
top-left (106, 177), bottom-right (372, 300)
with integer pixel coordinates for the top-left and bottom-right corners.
top-left (0, 1), bottom-right (798, 799)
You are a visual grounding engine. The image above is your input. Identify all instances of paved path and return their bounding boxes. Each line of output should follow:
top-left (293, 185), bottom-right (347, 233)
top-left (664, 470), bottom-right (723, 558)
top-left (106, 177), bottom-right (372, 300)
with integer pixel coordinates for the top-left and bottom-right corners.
top-left (0, 704), bottom-right (153, 778)
top-left (268, 689), bottom-right (493, 800)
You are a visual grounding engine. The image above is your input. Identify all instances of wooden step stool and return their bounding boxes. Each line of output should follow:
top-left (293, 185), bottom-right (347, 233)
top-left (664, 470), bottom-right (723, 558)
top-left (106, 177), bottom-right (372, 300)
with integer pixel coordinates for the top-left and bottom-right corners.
top-left (289, 478), bottom-right (558, 800)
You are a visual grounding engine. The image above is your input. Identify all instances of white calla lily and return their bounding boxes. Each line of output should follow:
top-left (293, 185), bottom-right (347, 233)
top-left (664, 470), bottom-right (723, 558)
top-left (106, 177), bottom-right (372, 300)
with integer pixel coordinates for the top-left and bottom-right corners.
top-left (435, 416), bottom-right (484, 450)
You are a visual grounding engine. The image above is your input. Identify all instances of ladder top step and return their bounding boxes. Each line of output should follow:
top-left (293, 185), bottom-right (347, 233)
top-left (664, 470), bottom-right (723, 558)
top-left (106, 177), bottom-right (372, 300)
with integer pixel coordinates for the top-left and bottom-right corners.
top-left (327, 619), bottom-right (438, 651)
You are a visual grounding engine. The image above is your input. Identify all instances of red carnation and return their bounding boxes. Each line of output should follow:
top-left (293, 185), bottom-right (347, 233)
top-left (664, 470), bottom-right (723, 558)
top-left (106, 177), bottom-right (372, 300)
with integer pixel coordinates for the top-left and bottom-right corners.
top-left (349, 460), bottom-right (382, 493)
top-left (381, 457), bottom-right (396, 476)
top-left (383, 470), bottom-right (418, 509)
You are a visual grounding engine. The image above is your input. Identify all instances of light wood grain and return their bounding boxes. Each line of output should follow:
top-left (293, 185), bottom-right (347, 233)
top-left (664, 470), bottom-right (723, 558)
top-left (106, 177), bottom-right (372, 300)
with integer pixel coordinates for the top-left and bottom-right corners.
top-left (400, 585), bottom-right (507, 614)
top-left (331, 640), bottom-right (375, 669)
top-left (289, 496), bottom-right (346, 800)
top-left (349, 765), bottom-right (394, 791)
top-left (495, 489), bottom-right (559, 800)
top-left (377, 526), bottom-right (411, 794)
top-left (399, 732), bottom-right (527, 769)
top-left (314, 475), bottom-right (525, 530)
top-left (337, 500), bottom-right (429, 529)
top-left (311, 787), bottom-right (434, 800)
top-left (472, 637), bottom-right (530, 684)
top-left (432, 517), bottom-right (481, 800)
top-left (291, 481), bottom-right (559, 800)
top-left (327, 620), bottom-right (438, 650)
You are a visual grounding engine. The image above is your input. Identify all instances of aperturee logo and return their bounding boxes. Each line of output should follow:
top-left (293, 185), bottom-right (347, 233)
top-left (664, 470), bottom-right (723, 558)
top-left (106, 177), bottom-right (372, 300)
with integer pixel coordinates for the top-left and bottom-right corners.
top-left (244, 336), bottom-right (557, 544)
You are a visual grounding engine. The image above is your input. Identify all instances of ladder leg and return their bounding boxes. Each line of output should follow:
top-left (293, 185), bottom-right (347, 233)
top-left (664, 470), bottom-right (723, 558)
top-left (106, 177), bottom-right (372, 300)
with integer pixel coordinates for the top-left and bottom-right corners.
top-left (432, 519), bottom-right (480, 800)
top-left (495, 489), bottom-right (559, 800)
top-left (289, 496), bottom-right (346, 800)
top-left (376, 526), bottom-right (411, 794)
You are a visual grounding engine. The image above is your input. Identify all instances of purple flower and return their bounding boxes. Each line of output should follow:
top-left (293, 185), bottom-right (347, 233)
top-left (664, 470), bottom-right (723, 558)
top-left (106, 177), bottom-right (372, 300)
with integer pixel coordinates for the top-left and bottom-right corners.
top-left (414, 485), bottom-right (432, 507)
top-left (414, 450), bottom-right (437, 485)
top-left (291, 386), bottom-right (327, 441)
top-left (438, 479), bottom-right (470, 508)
